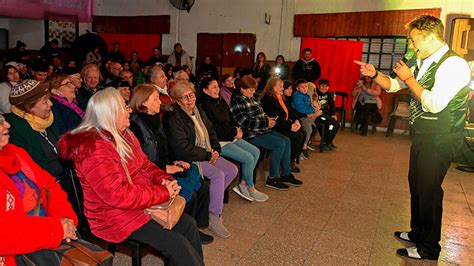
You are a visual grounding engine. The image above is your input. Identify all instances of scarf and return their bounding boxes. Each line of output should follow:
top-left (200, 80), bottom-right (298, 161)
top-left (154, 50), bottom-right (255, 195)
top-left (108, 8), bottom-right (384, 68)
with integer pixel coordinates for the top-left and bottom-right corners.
top-left (181, 105), bottom-right (212, 175)
top-left (11, 106), bottom-right (54, 133)
top-left (51, 94), bottom-right (85, 118)
top-left (276, 95), bottom-right (289, 121)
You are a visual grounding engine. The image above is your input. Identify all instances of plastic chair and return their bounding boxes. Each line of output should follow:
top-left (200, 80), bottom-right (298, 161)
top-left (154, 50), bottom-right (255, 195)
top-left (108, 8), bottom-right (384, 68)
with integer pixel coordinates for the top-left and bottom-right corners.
top-left (386, 93), bottom-right (412, 137)
top-left (334, 91), bottom-right (349, 129)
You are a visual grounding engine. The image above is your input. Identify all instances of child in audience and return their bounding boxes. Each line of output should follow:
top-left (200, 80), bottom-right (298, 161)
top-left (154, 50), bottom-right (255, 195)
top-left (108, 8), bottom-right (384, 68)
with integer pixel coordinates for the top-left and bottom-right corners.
top-left (292, 79), bottom-right (322, 158)
top-left (315, 79), bottom-right (339, 152)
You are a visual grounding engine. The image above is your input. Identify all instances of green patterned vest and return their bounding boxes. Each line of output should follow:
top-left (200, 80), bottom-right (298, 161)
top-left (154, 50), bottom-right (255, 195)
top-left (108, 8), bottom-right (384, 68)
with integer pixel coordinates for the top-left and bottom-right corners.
top-left (410, 49), bottom-right (470, 134)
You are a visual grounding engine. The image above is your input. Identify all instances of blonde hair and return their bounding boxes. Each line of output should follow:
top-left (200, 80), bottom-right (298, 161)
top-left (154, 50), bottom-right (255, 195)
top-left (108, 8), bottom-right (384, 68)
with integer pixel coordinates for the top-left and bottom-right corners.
top-left (72, 88), bottom-right (132, 162)
top-left (260, 77), bottom-right (283, 99)
top-left (81, 63), bottom-right (99, 79)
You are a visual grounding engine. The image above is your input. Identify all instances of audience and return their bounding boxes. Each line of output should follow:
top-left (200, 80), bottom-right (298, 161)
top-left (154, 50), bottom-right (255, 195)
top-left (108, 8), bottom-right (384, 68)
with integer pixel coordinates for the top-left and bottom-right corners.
top-left (108, 42), bottom-right (125, 64)
top-left (273, 55), bottom-right (290, 80)
top-left (260, 77), bottom-right (305, 172)
top-left (168, 43), bottom-right (193, 71)
top-left (198, 77), bottom-right (268, 202)
top-left (352, 76), bottom-right (383, 136)
top-left (31, 60), bottom-right (49, 83)
top-left (229, 76), bottom-right (302, 190)
top-left (0, 113), bottom-right (80, 265)
top-left (197, 56), bottom-right (219, 80)
top-left (315, 79), bottom-right (339, 151)
top-left (84, 47), bottom-right (102, 67)
top-left (0, 64), bottom-right (21, 114)
top-left (292, 79), bottom-right (322, 158)
top-left (58, 88), bottom-right (204, 265)
top-left (292, 47), bottom-right (321, 83)
top-left (252, 52), bottom-right (271, 93)
top-left (148, 47), bottom-right (166, 65)
top-left (219, 74), bottom-right (235, 106)
top-left (77, 64), bottom-right (102, 110)
top-left (164, 81), bottom-right (238, 239)
top-left (49, 74), bottom-right (85, 135)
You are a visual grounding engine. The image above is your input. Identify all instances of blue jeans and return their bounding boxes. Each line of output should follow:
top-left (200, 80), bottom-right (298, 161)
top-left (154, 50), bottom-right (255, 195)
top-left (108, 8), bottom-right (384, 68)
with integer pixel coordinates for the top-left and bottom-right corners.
top-left (220, 139), bottom-right (260, 187)
top-left (248, 131), bottom-right (291, 178)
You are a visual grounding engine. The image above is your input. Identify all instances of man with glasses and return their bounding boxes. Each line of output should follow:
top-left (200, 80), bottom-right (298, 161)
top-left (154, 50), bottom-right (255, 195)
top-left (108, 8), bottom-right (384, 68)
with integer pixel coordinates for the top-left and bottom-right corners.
top-left (355, 15), bottom-right (470, 261)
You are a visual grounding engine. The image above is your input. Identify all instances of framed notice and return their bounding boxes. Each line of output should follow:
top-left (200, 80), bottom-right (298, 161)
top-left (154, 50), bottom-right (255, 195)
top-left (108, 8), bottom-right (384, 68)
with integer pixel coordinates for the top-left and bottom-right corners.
top-left (44, 15), bottom-right (79, 48)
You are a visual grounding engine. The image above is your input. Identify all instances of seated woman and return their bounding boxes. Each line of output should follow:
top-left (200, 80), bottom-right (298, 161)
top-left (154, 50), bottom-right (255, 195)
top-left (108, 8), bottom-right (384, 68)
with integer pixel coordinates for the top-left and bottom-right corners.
top-left (0, 64), bottom-right (21, 114)
top-left (163, 81), bottom-right (238, 239)
top-left (58, 88), bottom-right (204, 265)
top-left (219, 74), bottom-right (235, 106)
top-left (49, 74), bottom-right (85, 135)
top-left (260, 78), bottom-right (305, 173)
top-left (128, 84), bottom-right (214, 244)
top-left (5, 79), bottom-right (79, 217)
top-left (198, 77), bottom-right (268, 202)
top-left (352, 76), bottom-right (383, 136)
top-left (0, 113), bottom-right (79, 265)
top-left (229, 76), bottom-right (302, 190)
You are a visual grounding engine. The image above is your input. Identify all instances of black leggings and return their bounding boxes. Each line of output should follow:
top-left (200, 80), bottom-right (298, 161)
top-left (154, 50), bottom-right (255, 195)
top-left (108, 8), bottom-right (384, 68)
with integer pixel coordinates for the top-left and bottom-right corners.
top-left (279, 129), bottom-right (305, 162)
top-left (184, 179), bottom-right (210, 228)
top-left (129, 215), bottom-right (204, 265)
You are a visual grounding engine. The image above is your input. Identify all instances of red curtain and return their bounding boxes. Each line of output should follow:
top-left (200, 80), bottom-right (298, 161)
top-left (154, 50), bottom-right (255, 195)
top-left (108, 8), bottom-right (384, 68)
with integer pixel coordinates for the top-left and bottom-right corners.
top-left (99, 33), bottom-right (161, 63)
top-left (300, 38), bottom-right (363, 110)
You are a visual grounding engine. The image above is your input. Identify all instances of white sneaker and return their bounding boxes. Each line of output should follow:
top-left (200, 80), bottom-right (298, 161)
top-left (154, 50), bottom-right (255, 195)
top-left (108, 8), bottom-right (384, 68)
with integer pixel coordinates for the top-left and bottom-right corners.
top-left (249, 189), bottom-right (269, 202)
top-left (232, 185), bottom-right (254, 201)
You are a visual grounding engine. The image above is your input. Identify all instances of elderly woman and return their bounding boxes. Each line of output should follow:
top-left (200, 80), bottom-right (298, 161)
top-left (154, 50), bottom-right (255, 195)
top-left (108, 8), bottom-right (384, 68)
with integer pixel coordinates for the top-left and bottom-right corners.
top-left (129, 84), bottom-right (214, 244)
top-left (58, 88), bottom-right (204, 265)
top-left (49, 74), bottom-right (85, 135)
top-left (0, 64), bottom-right (21, 113)
top-left (163, 81), bottom-right (238, 239)
top-left (198, 77), bottom-right (268, 202)
top-left (230, 76), bottom-right (302, 190)
top-left (352, 76), bottom-right (383, 136)
top-left (0, 113), bottom-right (79, 265)
top-left (5, 80), bottom-right (79, 216)
top-left (76, 64), bottom-right (103, 111)
top-left (260, 78), bottom-right (306, 172)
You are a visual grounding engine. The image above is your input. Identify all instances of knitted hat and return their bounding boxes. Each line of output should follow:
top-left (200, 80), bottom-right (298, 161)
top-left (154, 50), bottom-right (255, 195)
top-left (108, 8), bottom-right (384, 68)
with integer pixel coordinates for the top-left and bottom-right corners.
top-left (9, 79), bottom-right (49, 106)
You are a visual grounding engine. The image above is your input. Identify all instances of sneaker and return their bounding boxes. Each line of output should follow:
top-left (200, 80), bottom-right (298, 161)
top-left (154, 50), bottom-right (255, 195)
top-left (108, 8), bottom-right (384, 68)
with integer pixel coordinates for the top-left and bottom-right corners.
top-left (307, 143), bottom-right (316, 151)
top-left (300, 154), bottom-right (307, 161)
top-left (302, 149), bottom-right (310, 158)
top-left (249, 189), bottom-right (269, 202)
top-left (280, 174), bottom-right (303, 187)
top-left (320, 144), bottom-right (331, 152)
top-left (232, 184), bottom-right (254, 202)
top-left (209, 213), bottom-right (230, 238)
top-left (291, 163), bottom-right (301, 173)
top-left (199, 231), bottom-right (214, 245)
top-left (265, 177), bottom-right (289, 191)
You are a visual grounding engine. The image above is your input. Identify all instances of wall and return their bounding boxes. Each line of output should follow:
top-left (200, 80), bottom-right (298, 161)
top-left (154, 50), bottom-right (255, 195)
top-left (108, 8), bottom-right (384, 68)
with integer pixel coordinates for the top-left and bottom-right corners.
top-left (94, 0), bottom-right (474, 67)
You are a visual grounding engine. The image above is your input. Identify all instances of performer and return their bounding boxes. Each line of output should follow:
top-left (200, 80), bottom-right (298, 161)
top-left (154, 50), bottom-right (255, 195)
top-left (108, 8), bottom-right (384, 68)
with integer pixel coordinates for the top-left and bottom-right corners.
top-left (355, 15), bottom-right (470, 261)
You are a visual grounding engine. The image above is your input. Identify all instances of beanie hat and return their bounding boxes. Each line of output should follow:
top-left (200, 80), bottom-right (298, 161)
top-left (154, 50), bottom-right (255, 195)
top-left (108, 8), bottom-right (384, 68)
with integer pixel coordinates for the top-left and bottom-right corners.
top-left (9, 79), bottom-right (49, 106)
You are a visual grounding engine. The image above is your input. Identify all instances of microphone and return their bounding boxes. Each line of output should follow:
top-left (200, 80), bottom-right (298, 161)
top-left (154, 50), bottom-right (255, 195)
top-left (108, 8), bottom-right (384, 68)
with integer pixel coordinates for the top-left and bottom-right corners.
top-left (390, 49), bottom-right (418, 78)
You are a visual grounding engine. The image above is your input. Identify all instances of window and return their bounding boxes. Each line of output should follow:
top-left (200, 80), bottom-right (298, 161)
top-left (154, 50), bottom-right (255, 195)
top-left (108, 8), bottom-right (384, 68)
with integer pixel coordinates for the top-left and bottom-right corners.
top-left (333, 36), bottom-right (409, 72)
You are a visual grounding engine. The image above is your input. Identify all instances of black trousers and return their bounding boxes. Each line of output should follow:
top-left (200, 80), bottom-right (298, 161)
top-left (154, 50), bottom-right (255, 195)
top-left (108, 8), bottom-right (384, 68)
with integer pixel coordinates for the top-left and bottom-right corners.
top-left (279, 128), bottom-right (305, 162)
top-left (354, 102), bottom-right (382, 133)
top-left (407, 133), bottom-right (463, 257)
top-left (129, 215), bottom-right (204, 265)
top-left (184, 179), bottom-right (210, 228)
top-left (315, 114), bottom-right (339, 144)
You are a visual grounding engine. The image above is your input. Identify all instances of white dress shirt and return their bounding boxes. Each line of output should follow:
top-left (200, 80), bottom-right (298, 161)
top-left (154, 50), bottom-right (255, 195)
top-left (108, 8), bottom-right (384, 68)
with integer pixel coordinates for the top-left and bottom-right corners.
top-left (387, 44), bottom-right (471, 113)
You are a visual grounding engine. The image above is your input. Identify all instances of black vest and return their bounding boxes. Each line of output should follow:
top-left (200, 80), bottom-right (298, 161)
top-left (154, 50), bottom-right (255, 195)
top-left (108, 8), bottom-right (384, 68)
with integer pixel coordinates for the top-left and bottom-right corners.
top-left (411, 49), bottom-right (470, 134)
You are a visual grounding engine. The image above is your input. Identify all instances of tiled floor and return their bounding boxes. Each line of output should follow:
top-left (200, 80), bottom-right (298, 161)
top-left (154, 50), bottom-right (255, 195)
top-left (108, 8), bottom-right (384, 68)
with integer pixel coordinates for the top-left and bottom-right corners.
top-left (113, 130), bottom-right (474, 265)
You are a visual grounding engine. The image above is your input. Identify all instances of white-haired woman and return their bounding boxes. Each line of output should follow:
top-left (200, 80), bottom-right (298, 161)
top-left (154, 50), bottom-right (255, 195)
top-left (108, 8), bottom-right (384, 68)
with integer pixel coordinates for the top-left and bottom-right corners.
top-left (58, 88), bottom-right (204, 265)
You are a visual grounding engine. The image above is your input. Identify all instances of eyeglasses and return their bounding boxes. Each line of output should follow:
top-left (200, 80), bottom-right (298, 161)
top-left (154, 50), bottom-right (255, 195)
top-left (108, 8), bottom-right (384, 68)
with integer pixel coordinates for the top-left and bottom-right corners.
top-left (178, 92), bottom-right (196, 102)
top-left (0, 114), bottom-right (5, 123)
top-left (59, 81), bottom-right (74, 87)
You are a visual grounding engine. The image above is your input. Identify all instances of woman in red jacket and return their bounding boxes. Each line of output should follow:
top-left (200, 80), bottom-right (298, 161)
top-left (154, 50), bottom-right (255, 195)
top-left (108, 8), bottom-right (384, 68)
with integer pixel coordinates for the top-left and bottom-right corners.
top-left (58, 88), bottom-right (203, 265)
top-left (0, 113), bottom-right (78, 265)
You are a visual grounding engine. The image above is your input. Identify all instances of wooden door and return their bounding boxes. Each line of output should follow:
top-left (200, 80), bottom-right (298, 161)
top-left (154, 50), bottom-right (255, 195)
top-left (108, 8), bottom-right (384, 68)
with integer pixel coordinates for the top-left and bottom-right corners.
top-left (196, 33), bottom-right (224, 77)
top-left (222, 33), bottom-right (256, 76)
top-left (450, 18), bottom-right (474, 61)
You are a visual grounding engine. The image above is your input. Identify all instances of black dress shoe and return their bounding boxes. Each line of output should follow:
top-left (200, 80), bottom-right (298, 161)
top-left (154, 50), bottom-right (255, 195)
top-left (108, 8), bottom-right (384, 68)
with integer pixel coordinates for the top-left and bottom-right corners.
top-left (396, 247), bottom-right (438, 260)
top-left (199, 231), bottom-right (214, 245)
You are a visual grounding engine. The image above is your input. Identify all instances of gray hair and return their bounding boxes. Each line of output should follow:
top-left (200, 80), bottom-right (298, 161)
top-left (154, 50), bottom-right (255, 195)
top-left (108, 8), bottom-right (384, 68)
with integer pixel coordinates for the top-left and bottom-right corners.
top-left (170, 81), bottom-right (195, 100)
top-left (146, 65), bottom-right (163, 83)
top-left (173, 70), bottom-right (187, 80)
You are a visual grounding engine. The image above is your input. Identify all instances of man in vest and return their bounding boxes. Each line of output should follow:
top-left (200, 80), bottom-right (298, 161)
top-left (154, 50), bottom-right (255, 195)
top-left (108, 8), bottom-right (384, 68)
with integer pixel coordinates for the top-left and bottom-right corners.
top-left (355, 15), bottom-right (470, 261)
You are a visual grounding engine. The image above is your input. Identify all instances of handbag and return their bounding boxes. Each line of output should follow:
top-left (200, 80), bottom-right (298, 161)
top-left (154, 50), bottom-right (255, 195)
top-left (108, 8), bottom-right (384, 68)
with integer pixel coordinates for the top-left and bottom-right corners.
top-left (120, 161), bottom-right (185, 230)
top-left (16, 238), bottom-right (113, 266)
